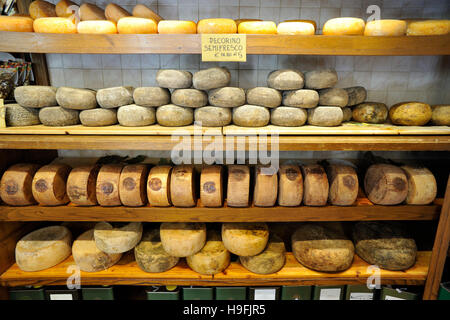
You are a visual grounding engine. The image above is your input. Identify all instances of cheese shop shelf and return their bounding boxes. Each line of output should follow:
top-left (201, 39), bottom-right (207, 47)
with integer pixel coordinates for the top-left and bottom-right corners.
top-left (0, 198), bottom-right (442, 222)
top-left (1, 32), bottom-right (449, 55)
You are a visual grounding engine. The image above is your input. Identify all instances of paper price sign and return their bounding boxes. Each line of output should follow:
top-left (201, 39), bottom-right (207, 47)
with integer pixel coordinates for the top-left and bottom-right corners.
top-left (201, 34), bottom-right (247, 62)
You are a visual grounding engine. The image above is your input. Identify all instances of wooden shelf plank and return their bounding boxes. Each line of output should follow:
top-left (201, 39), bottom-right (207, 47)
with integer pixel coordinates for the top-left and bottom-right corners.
top-left (0, 252), bottom-right (430, 287)
top-left (0, 32), bottom-right (449, 55)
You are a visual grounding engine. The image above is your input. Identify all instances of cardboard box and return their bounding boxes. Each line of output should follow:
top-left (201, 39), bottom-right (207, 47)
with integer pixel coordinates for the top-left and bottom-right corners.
top-left (249, 287), bottom-right (280, 300)
top-left (82, 286), bottom-right (114, 300)
top-left (146, 286), bottom-right (180, 300)
top-left (183, 287), bottom-right (214, 300)
top-left (313, 285), bottom-right (345, 300)
top-left (9, 287), bottom-right (45, 300)
top-left (216, 287), bottom-right (246, 300)
top-left (380, 287), bottom-right (419, 300)
top-left (345, 285), bottom-right (375, 300)
top-left (438, 282), bottom-right (450, 300)
top-left (45, 287), bottom-right (80, 300)
top-left (281, 286), bottom-right (312, 300)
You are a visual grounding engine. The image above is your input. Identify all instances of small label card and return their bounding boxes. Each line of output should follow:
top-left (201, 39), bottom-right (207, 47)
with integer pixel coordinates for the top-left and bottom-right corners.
top-left (201, 34), bottom-right (246, 62)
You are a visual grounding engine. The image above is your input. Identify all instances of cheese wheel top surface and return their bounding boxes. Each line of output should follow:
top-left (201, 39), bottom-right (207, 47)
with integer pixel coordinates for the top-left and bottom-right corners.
top-left (29, 0), bottom-right (56, 20)
top-left (55, 0), bottom-right (77, 18)
top-left (132, 4), bottom-right (163, 22)
top-left (79, 3), bottom-right (106, 21)
top-left (105, 3), bottom-right (131, 23)
top-left (17, 225), bottom-right (71, 251)
top-left (197, 18), bottom-right (237, 34)
top-left (158, 20), bottom-right (197, 34)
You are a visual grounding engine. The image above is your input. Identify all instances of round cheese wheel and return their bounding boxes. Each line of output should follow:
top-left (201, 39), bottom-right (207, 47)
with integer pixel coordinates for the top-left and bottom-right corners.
top-left (157, 20), bottom-right (197, 34)
top-left (66, 165), bottom-right (99, 206)
top-left (79, 3), bottom-right (106, 21)
top-left (119, 164), bottom-right (149, 207)
top-left (308, 106), bottom-right (343, 127)
top-left (352, 102), bottom-right (388, 124)
top-left (326, 164), bottom-right (358, 206)
top-left (267, 69), bottom-right (305, 91)
top-left (222, 222), bottom-right (269, 257)
top-left (233, 105), bottom-right (270, 127)
top-left (105, 3), bottom-right (131, 23)
top-left (16, 226), bottom-right (72, 272)
top-left (80, 108), bottom-right (118, 127)
top-left (55, 0), bottom-right (77, 18)
top-left (364, 19), bottom-right (406, 36)
top-left (344, 86), bottom-right (367, 106)
top-left (77, 20), bottom-right (117, 34)
top-left (94, 222), bottom-right (143, 254)
top-left (117, 104), bottom-right (156, 127)
top-left (208, 87), bottom-right (246, 108)
top-left (170, 165), bottom-right (196, 207)
top-left (364, 164), bottom-right (408, 205)
top-left (278, 164), bottom-right (303, 206)
top-left (235, 19), bottom-right (262, 26)
top-left (431, 105), bottom-right (450, 126)
top-left (135, 229), bottom-right (179, 273)
top-left (401, 166), bottom-right (437, 205)
top-left (72, 229), bottom-right (122, 272)
top-left (197, 18), bottom-right (237, 34)
top-left (406, 20), bottom-right (449, 36)
top-left (0, 163), bottom-right (40, 206)
top-left (171, 89), bottom-right (208, 108)
top-left (246, 87), bottom-right (282, 108)
top-left (194, 106), bottom-right (232, 127)
top-left (96, 86), bottom-right (134, 109)
top-left (186, 230), bottom-right (230, 275)
top-left (240, 234), bottom-right (286, 274)
top-left (254, 165), bottom-right (278, 207)
top-left (318, 88), bottom-right (349, 108)
top-left (200, 165), bottom-right (223, 207)
top-left (238, 21), bottom-right (277, 34)
top-left (156, 104), bottom-right (193, 127)
top-left (283, 19), bottom-right (317, 29)
top-left (32, 163), bottom-right (71, 206)
top-left (342, 107), bottom-right (352, 122)
top-left (271, 106), bottom-right (307, 127)
top-left (14, 85), bottom-right (57, 108)
top-left (39, 106), bottom-right (80, 126)
top-left (193, 67), bottom-right (231, 91)
top-left (323, 17), bottom-right (365, 35)
top-left (304, 69), bottom-right (338, 89)
top-left (389, 101), bottom-right (432, 126)
top-left (56, 87), bottom-right (97, 110)
top-left (160, 222), bottom-right (207, 257)
top-left (282, 89), bottom-right (319, 108)
top-left (0, 16), bottom-right (34, 32)
top-left (133, 87), bottom-right (170, 107)
top-left (277, 21), bottom-right (315, 35)
top-left (29, 0), bottom-right (56, 20)
top-left (96, 164), bottom-right (123, 207)
top-left (117, 17), bottom-right (157, 34)
top-left (132, 4), bottom-right (163, 23)
top-left (226, 165), bottom-right (250, 207)
top-left (156, 69), bottom-right (193, 89)
top-left (301, 164), bottom-right (329, 206)
top-left (147, 166), bottom-right (172, 207)
top-left (5, 104), bottom-right (40, 127)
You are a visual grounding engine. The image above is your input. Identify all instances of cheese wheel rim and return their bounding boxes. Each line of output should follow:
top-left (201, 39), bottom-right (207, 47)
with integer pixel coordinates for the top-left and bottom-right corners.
top-left (33, 17), bottom-right (77, 34)
top-left (238, 21), bottom-right (277, 34)
top-left (0, 16), bottom-right (34, 32)
top-left (117, 17), bottom-right (157, 34)
top-left (77, 20), bottom-right (118, 34)
top-left (197, 18), bottom-right (237, 34)
top-left (157, 20), bottom-right (197, 34)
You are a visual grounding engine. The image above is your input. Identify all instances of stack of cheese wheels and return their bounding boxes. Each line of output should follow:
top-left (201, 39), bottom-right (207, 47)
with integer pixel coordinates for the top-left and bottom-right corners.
top-left (406, 20), bottom-right (450, 36)
top-left (364, 164), bottom-right (408, 205)
top-left (222, 222), bottom-right (269, 256)
top-left (66, 165), bottom-right (100, 206)
top-left (15, 226), bottom-right (72, 272)
top-left (31, 163), bottom-right (72, 206)
top-left (158, 20), bottom-right (197, 34)
top-left (79, 3), bottom-right (106, 21)
top-left (77, 20), bottom-right (117, 34)
top-left (323, 17), bottom-right (365, 35)
top-left (33, 17), bottom-right (77, 33)
top-left (200, 165), bottom-right (223, 207)
top-left (226, 165), bottom-right (250, 207)
top-left (301, 164), bottom-right (329, 206)
top-left (170, 165), bottom-right (196, 207)
top-left (117, 17), bottom-right (157, 34)
top-left (96, 164), bottom-right (123, 206)
top-left (240, 234), bottom-right (286, 274)
top-left (277, 21), bottom-right (315, 35)
top-left (238, 21), bottom-right (277, 34)
top-left (132, 4), bottom-right (163, 23)
top-left (119, 164), bottom-right (149, 207)
top-left (254, 165), bottom-right (278, 207)
top-left (160, 222), bottom-right (207, 257)
top-left (401, 165), bottom-right (437, 205)
top-left (55, 0), bottom-right (77, 18)
top-left (147, 165), bottom-right (172, 207)
top-left (326, 163), bottom-right (359, 206)
top-left (364, 19), bottom-right (406, 36)
top-left (105, 3), bottom-right (131, 23)
top-left (0, 163), bottom-right (41, 206)
top-left (94, 222), bottom-right (143, 254)
top-left (0, 16), bottom-right (34, 32)
top-left (29, 0), bottom-right (56, 19)
top-left (197, 18), bottom-right (237, 33)
top-left (278, 164), bottom-right (303, 207)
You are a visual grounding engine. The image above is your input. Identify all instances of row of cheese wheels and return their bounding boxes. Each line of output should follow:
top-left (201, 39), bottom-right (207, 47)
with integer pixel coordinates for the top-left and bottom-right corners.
top-left (0, 161), bottom-right (437, 208)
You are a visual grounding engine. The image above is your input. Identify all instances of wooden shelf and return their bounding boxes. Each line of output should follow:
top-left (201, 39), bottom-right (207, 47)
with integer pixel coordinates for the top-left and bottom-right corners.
top-left (1, 32), bottom-right (449, 55)
top-left (0, 252), bottom-right (431, 287)
top-left (0, 198), bottom-right (442, 222)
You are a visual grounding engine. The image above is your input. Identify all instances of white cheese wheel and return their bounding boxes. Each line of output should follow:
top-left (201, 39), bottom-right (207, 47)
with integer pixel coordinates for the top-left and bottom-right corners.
top-left (267, 69), bottom-right (305, 91)
top-left (318, 88), bottom-right (349, 108)
top-left (254, 165), bottom-right (278, 207)
top-left (326, 164), bottom-right (358, 206)
top-left (156, 70), bottom-right (193, 89)
top-left (278, 164), bottom-right (303, 207)
top-left (105, 3), bottom-right (131, 24)
top-left (194, 106), bottom-right (232, 127)
top-left (32, 163), bottom-right (71, 206)
top-left (117, 17), bottom-right (157, 34)
top-left (364, 164), bottom-right (408, 205)
top-left (200, 165), bottom-right (223, 207)
top-left (39, 106), bottom-right (80, 126)
top-left (77, 20), bottom-right (117, 34)
top-left (307, 106), bottom-right (343, 127)
top-left (401, 166), bottom-right (437, 205)
top-left (171, 89), bottom-right (208, 108)
top-left (301, 164), bottom-right (329, 206)
top-left (364, 19), bottom-right (406, 36)
top-left (94, 222), bottom-right (143, 254)
top-left (117, 104), bottom-right (156, 127)
top-left (147, 165), bottom-right (172, 207)
top-left (193, 67), bottom-right (231, 91)
top-left (33, 17), bottom-right (77, 33)
top-left (282, 89), bottom-right (319, 108)
top-left (56, 87), bottom-right (97, 110)
top-left (0, 163), bottom-right (40, 206)
top-left (222, 222), bottom-right (269, 257)
top-left (240, 234), bottom-right (286, 274)
top-left (14, 85), bottom-right (57, 109)
top-left (246, 87), bottom-right (282, 108)
top-left (208, 87), bottom-right (246, 108)
top-left (96, 164), bottom-right (123, 207)
top-left (80, 108), bottom-right (118, 127)
top-left (233, 105), bottom-right (270, 127)
top-left (323, 17), bottom-right (365, 35)
top-left (0, 16), bottom-right (34, 32)
top-left (197, 18), bottom-right (237, 34)
top-left (55, 0), bottom-right (77, 18)
top-left (133, 87), bottom-right (170, 107)
top-left (96, 86), bottom-right (134, 109)
top-left (132, 4), bottom-right (163, 23)
top-left (29, 0), bottom-right (56, 20)
top-left (119, 164), bottom-right (149, 207)
top-left (79, 3), bottom-right (105, 21)
top-left (160, 222), bottom-right (207, 257)
top-left (157, 20), bottom-right (197, 34)
top-left (5, 104), bottom-right (40, 127)
top-left (226, 165), bottom-right (250, 207)
top-left (271, 106), bottom-right (307, 127)
top-left (406, 20), bottom-right (449, 36)
top-left (66, 165), bottom-right (100, 206)
top-left (277, 21), bottom-right (315, 35)
top-left (238, 21), bottom-right (277, 34)
top-left (16, 226), bottom-right (72, 272)
top-left (304, 70), bottom-right (338, 89)
top-left (170, 165), bottom-right (196, 207)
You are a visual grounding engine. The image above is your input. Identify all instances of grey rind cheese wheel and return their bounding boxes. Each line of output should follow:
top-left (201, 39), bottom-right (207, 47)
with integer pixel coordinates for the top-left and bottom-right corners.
top-left (208, 87), bottom-right (246, 108)
top-left (240, 234), bottom-right (286, 274)
top-left (318, 88), bottom-right (349, 108)
top-left (254, 165), bottom-right (278, 207)
top-left (270, 107), bottom-right (307, 127)
top-left (344, 86), bottom-right (367, 106)
top-left (267, 69), bottom-right (304, 90)
top-left (72, 229), bottom-right (122, 272)
top-left (0, 163), bottom-right (40, 206)
top-left (134, 229), bottom-right (179, 273)
top-left (431, 105), bottom-right (450, 126)
top-left (301, 164), bottom-right (329, 206)
top-left (307, 106), bottom-right (343, 127)
top-left (227, 165), bottom-right (250, 207)
top-left (156, 104), bottom-right (193, 127)
top-left (200, 165), bottom-right (223, 207)
top-left (96, 86), bottom-right (134, 109)
top-left (342, 107), bottom-right (352, 122)
top-left (194, 106), bottom-right (232, 127)
top-left (246, 87), bottom-right (282, 108)
top-left (96, 164), bottom-right (123, 207)
top-left (39, 107), bottom-right (80, 126)
top-left (222, 222), bottom-right (269, 257)
top-left (186, 230), bottom-right (230, 275)
top-left (170, 165), bottom-right (196, 207)
top-left (233, 105), bottom-right (270, 127)
top-left (14, 85), bottom-right (57, 108)
top-left (32, 163), bottom-right (71, 206)
top-left (119, 164), bottom-right (149, 207)
top-left (326, 164), bottom-right (358, 206)
top-left (389, 101), bottom-right (432, 126)
top-left (304, 70), bottom-right (338, 89)
top-left (353, 222), bottom-right (417, 271)
top-left (193, 67), bottom-right (231, 90)
top-left (147, 165), bottom-right (172, 207)
top-left (66, 165), bottom-right (99, 206)
top-left (292, 223), bottom-right (355, 272)
top-left (364, 164), bottom-right (408, 205)
top-left (401, 165), bottom-right (437, 205)
top-left (133, 87), bottom-right (170, 107)
top-left (80, 108), bottom-right (118, 127)
top-left (278, 164), bottom-right (303, 206)
top-left (156, 69), bottom-right (193, 89)
top-left (117, 104), bottom-right (156, 127)
top-left (5, 104), bottom-right (40, 126)
top-left (160, 222), bottom-right (207, 257)
top-left (352, 102), bottom-right (388, 124)
top-left (56, 87), bottom-right (97, 110)
top-left (282, 89), bottom-right (319, 109)
top-left (15, 226), bottom-right (72, 272)
top-left (171, 89), bottom-right (207, 108)
top-left (94, 222), bottom-right (143, 254)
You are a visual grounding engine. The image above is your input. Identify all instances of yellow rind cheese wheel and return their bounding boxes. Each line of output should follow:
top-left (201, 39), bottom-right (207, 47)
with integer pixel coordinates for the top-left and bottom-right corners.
top-left (33, 17), bottom-right (77, 34)
top-left (158, 20), bottom-right (197, 34)
top-left (238, 21), bottom-right (277, 34)
top-left (364, 19), bottom-right (406, 36)
top-left (197, 18), bottom-right (237, 34)
top-left (0, 16), bottom-right (34, 32)
top-left (77, 20), bottom-right (118, 34)
top-left (277, 21), bottom-right (315, 35)
top-left (117, 17), bottom-right (157, 34)
top-left (323, 17), bottom-right (365, 35)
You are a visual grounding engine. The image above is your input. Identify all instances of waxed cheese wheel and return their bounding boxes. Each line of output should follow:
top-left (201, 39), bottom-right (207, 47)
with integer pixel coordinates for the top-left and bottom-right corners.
top-left (105, 3), bottom-right (131, 23)
top-left (132, 4), bottom-right (163, 23)
top-left (39, 106), bottom-right (80, 126)
top-left (133, 87), bottom-right (170, 107)
top-left (401, 165), bottom-right (437, 205)
top-left (364, 19), bottom-right (406, 36)
top-left (14, 85), bottom-right (57, 108)
top-left (253, 165), bottom-right (278, 207)
top-left (364, 164), bottom-right (408, 205)
top-left (352, 102), bottom-right (388, 124)
top-left (79, 3), bottom-right (106, 21)
top-left (94, 222), bottom-right (143, 254)
top-left (72, 229), bottom-right (122, 272)
top-left (32, 164), bottom-right (71, 206)
top-left (344, 86), bottom-right (367, 106)
top-left (117, 17), bottom-right (157, 34)
top-left (389, 102), bottom-right (432, 126)
top-left (284, 19), bottom-right (317, 29)
top-left (15, 226), bottom-right (72, 272)
top-left (323, 17), bottom-right (365, 35)
top-left (147, 166), bottom-right (172, 207)
top-left (200, 165), bottom-right (223, 207)
top-left (240, 234), bottom-right (286, 274)
top-left (134, 229), bottom-right (179, 273)
top-left (156, 70), bottom-right (192, 89)
top-left (267, 69), bottom-right (304, 91)
top-left (238, 21), bottom-right (277, 34)
top-left (235, 19), bottom-right (261, 26)
top-left (278, 164), bottom-right (303, 206)
top-left (186, 230), bottom-right (230, 275)
top-left (271, 107), bottom-right (307, 127)
top-left (326, 164), bottom-right (358, 206)
top-left (226, 165), bottom-right (250, 207)
top-left (193, 67), bottom-right (231, 91)
top-left (156, 104), bottom-right (193, 127)
top-left (66, 165), bottom-right (99, 206)
top-left (157, 20), bottom-right (197, 34)
top-left (117, 104), bottom-right (156, 127)
top-left (56, 87), bottom-right (97, 110)
top-left (233, 105), bottom-right (270, 127)
top-left (55, 0), bottom-right (77, 18)
top-left (171, 89), bottom-right (208, 108)
top-left (318, 88), bottom-right (349, 108)
top-left (246, 87), bottom-right (282, 108)
top-left (304, 70), bottom-right (338, 89)
top-left (301, 164), bottom-right (329, 206)
top-left (197, 18), bottom-right (237, 34)
top-left (160, 222), bottom-right (207, 257)
top-left (0, 16), bottom-right (34, 32)
top-left (342, 107), bottom-right (352, 122)
top-left (119, 164), bottom-right (149, 207)
top-left (277, 21), bottom-right (315, 35)
top-left (0, 163), bottom-right (40, 206)
top-left (96, 164), bottom-right (123, 207)
top-left (29, 0), bottom-right (56, 20)
top-left (33, 17), bottom-right (77, 33)
top-left (194, 106), bottom-right (232, 127)
top-left (222, 222), bottom-right (269, 256)
top-left (5, 104), bottom-right (40, 127)
top-left (170, 165), bottom-right (196, 207)
top-left (307, 106), bottom-right (343, 127)
top-left (208, 87), bottom-right (246, 108)
top-left (77, 20), bottom-right (117, 34)
top-left (97, 86), bottom-right (134, 109)
top-left (431, 105), bottom-right (450, 126)
top-left (282, 89), bottom-right (319, 108)
top-left (80, 108), bottom-right (118, 127)
top-left (406, 20), bottom-right (449, 36)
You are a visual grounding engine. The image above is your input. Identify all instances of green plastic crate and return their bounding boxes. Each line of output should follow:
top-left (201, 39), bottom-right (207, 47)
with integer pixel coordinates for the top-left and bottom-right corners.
top-left (9, 287), bottom-right (45, 300)
top-left (249, 287), bottom-right (280, 300)
top-left (146, 286), bottom-right (180, 300)
top-left (380, 287), bottom-right (419, 300)
top-left (438, 282), bottom-right (450, 300)
top-left (183, 287), bottom-right (214, 300)
top-left (345, 285), bottom-right (375, 300)
top-left (216, 287), bottom-right (246, 300)
top-left (82, 286), bottom-right (114, 300)
top-left (281, 286), bottom-right (312, 300)
top-left (313, 286), bottom-right (345, 300)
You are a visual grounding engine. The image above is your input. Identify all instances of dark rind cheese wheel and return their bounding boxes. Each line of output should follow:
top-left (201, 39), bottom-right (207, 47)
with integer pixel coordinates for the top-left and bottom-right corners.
top-left (253, 165), bottom-right (278, 207)
top-left (0, 163), bottom-right (40, 206)
top-left (147, 166), bottom-right (172, 207)
top-left (96, 164), bottom-right (123, 207)
top-left (301, 164), bottom-right (329, 206)
top-left (401, 165), bottom-right (437, 205)
top-left (32, 163), bottom-right (71, 206)
top-left (66, 165), bottom-right (99, 206)
top-left (326, 164), bottom-right (358, 206)
top-left (119, 164), bottom-right (149, 207)
top-left (226, 165), bottom-right (250, 207)
top-left (364, 164), bottom-right (408, 205)
top-left (240, 234), bottom-right (286, 274)
top-left (170, 165), bottom-right (196, 207)
top-left (278, 164), bottom-right (303, 207)
top-left (200, 165), bottom-right (223, 207)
